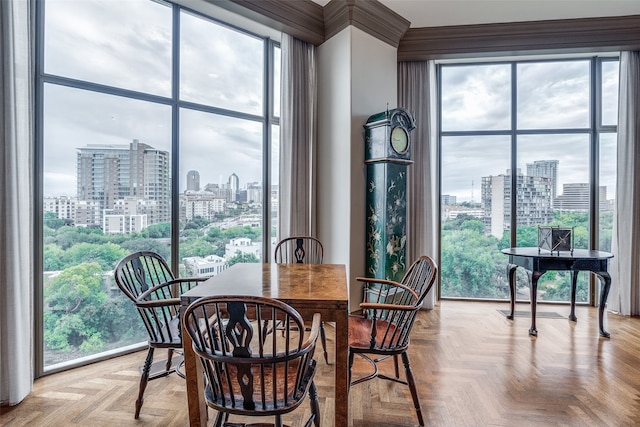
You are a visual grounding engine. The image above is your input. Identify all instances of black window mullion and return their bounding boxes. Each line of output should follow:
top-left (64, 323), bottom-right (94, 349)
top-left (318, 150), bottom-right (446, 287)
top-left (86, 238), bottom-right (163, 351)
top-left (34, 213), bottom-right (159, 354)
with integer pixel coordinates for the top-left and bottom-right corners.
top-left (510, 62), bottom-right (518, 247)
top-left (589, 58), bottom-right (600, 252)
top-left (262, 39), bottom-right (272, 263)
top-left (171, 4), bottom-right (180, 272)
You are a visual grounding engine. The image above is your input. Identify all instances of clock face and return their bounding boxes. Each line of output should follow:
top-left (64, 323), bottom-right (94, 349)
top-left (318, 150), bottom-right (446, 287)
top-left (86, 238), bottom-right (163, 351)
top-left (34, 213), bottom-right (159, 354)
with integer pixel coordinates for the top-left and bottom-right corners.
top-left (390, 126), bottom-right (409, 154)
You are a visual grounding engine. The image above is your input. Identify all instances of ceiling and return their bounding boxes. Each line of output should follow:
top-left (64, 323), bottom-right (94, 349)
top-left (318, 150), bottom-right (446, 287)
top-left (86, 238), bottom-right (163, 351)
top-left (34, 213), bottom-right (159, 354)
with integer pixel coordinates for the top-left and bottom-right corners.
top-left (312, 0), bottom-right (640, 28)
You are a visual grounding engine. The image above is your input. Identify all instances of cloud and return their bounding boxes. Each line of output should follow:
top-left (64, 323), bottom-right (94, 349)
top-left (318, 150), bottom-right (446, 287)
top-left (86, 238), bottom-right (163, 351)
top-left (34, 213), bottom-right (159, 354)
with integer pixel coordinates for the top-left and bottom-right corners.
top-left (440, 59), bottom-right (618, 202)
top-left (517, 61), bottom-right (590, 129)
top-left (441, 63), bottom-right (511, 131)
top-left (43, 0), bottom-right (270, 197)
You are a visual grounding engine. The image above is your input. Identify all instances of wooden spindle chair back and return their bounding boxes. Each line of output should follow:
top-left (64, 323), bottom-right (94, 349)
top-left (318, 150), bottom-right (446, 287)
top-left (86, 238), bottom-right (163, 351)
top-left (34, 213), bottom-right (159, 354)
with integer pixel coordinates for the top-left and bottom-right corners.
top-left (184, 295), bottom-right (321, 427)
top-left (349, 255), bottom-right (438, 426)
top-left (114, 251), bottom-right (206, 418)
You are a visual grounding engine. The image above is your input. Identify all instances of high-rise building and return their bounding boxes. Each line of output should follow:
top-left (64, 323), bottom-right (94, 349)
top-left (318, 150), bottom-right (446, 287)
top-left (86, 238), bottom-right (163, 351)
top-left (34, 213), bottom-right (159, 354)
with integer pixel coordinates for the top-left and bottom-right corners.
top-left (186, 170), bottom-right (200, 192)
top-left (482, 169), bottom-right (554, 238)
top-left (228, 173), bottom-right (239, 202)
top-left (527, 160), bottom-right (559, 199)
top-left (554, 183), bottom-right (608, 211)
top-left (76, 139), bottom-right (170, 228)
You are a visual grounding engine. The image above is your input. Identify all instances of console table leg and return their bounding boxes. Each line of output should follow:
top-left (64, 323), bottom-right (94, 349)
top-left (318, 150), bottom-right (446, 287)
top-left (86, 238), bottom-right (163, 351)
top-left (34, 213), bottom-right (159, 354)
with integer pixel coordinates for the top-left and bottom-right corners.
top-left (597, 271), bottom-right (611, 338)
top-left (529, 271), bottom-right (543, 337)
top-left (506, 263), bottom-right (517, 320)
top-left (569, 271), bottom-right (578, 322)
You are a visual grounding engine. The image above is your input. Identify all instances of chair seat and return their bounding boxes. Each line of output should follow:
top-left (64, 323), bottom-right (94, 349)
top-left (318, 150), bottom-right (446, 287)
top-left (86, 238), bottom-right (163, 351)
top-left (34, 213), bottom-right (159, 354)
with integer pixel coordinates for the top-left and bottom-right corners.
top-left (149, 315), bottom-right (182, 347)
top-left (205, 359), bottom-right (315, 412)
top-left (348, 314), bottom-right (402, 351)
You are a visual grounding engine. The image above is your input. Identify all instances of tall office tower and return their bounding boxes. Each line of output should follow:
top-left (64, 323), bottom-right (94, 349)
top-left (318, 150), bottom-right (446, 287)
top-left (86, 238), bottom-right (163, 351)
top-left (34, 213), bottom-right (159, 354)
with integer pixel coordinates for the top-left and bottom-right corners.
top-left (481, 169), bottom-right (554, 238)
top-left (187, 170), bottom-right (200, 192)
top-left (228, 173), bottom-right (240, 202)
top-left (526, 160), bottom-right (559, 199)
top-left (76, 139), bottom-right (170, 225)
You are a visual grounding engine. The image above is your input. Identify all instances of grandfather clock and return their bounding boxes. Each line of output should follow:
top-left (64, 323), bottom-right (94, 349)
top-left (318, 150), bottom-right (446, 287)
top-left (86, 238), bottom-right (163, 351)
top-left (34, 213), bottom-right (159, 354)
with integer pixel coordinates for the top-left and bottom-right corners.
top-left (364, 108), bottom-right (415, 281)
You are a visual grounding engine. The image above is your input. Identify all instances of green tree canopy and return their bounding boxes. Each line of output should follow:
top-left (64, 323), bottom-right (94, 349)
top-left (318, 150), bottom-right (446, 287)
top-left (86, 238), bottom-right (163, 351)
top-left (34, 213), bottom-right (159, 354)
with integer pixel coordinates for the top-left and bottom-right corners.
top-left (227, 250), bottom-right (260, 267)
top-left (61, 242), bottom-right (128, 271)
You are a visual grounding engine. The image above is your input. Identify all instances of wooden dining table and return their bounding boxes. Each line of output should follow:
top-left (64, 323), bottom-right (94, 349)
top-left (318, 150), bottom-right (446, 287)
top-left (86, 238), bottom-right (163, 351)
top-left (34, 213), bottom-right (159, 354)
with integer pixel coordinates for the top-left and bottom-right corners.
top-left (180, 262), bottom-right (350, 427)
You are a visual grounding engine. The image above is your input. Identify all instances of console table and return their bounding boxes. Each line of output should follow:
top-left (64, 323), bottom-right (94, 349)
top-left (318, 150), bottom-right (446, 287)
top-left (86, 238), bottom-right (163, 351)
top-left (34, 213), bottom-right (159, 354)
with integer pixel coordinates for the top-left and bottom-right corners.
top-left (501, 247), bottom-right (614, 337)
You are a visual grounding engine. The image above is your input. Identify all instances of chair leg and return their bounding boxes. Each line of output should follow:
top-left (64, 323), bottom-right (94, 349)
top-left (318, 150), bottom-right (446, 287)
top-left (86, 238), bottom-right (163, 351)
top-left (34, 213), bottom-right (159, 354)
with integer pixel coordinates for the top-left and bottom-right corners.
top-left (275, 414), bottom-right (283, 427)
top-left (135, 346), bottom-right (155, 419)
top-left (213, 411), bottom-right (225, 427)
top-left (320, 321), bottom-right (329, 364)
top-left (348, 350), bottom-right (355, 388)
top-left (308, 381), bottom-right (321, 427)
top-left (393, 354), bottom-right (400, 379)
top-left (401, 351), bottom-right (425, 426)
top-left (166, 348), bottom-right (174, 372)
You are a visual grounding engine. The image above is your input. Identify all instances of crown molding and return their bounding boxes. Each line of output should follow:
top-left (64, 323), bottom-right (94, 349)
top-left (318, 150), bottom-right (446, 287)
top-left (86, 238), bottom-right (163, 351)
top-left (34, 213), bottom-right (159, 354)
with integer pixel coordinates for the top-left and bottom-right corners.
top-left (398, 14), bottom-right (640, 61)
top-left (211, 0), bottom-right (325, 45)
top-left (324, 0), bottom-right (410, 47)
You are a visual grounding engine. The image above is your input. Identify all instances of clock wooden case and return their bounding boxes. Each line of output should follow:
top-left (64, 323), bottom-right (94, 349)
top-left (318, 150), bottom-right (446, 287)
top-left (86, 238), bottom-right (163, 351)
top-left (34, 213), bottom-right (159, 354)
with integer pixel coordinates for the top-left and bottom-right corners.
top-left (364, 108), bottom-right (416, 281)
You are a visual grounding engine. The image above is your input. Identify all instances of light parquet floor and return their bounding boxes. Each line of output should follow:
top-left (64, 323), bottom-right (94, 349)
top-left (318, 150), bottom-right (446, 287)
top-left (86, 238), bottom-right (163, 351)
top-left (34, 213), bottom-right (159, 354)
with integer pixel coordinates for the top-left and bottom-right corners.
top-left (3, 300), bottom-right (640, 426)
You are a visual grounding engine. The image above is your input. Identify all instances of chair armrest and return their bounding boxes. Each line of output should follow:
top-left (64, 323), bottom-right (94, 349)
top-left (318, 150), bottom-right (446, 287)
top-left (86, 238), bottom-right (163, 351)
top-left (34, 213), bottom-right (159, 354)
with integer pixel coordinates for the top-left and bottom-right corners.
top-left (136, 297), bottom-right (180, 309)
top-left (359, 301), bottom-right (420, 312)
top-left (301, 313), bottom-right (322, 350)
top-left (355, 277), bottom-right (401, 287)
top-left (137, 277), bottom-right (203, 302)
top-left (358, 280), bottom-right (419, 304)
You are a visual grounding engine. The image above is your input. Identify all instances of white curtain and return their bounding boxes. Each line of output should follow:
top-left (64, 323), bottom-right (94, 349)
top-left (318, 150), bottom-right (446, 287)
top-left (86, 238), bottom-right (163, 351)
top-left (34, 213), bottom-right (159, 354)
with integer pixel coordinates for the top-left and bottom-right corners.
top-left (0, 0), bottom-right (35, 405)
top-left (609, 51), bottom-right (640, 316)
top-left (398, 61), bottom-right (439, 308)
top-left (278, 34), bottom-right (317, 239)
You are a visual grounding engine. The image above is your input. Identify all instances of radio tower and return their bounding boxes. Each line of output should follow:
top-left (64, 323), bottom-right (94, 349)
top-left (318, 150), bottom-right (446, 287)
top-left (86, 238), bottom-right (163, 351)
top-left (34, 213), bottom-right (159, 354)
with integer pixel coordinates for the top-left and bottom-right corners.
top-left (471, 179), bottom-right (474, 204)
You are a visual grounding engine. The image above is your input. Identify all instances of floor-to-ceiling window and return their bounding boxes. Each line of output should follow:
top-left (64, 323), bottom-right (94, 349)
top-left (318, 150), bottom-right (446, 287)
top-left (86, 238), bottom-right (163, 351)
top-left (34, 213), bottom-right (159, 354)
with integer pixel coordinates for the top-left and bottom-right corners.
top-left (37, 0), bottom-right (280, 374)
top-left (439, 56), bottom-right (618, 302)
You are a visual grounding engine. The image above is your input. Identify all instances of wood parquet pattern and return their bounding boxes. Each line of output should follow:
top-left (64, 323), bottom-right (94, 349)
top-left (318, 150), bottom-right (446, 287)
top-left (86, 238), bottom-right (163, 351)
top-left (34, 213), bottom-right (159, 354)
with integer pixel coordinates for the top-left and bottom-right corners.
top-left (3, 301), bottom-right (640, 426)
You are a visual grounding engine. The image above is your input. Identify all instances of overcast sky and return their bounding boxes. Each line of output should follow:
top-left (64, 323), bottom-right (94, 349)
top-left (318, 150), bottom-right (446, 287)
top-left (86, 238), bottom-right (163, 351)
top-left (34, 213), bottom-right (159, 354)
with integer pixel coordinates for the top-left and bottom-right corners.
top-left (43, 0), bottom-right (267, 197)
top-left (440, 60), bottom-right (618, 202)
top-left (43, 0), bottom-right (619, 202)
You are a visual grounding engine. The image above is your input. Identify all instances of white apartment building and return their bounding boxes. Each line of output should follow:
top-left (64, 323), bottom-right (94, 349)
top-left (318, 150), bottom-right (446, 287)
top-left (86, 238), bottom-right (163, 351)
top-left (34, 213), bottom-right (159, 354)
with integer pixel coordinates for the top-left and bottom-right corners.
top-left (181, 192), bottom-right (226, 222)
top-left (482, 169), bottom-right (554, 238)
top-left (44, 196), bottom-right (77, 223)
top-left (102, 213), bottom-right (148, 234)
top-left (182, 254), bottom-right (227, 278)
top-left (225, 237), bottom-right (261, 260)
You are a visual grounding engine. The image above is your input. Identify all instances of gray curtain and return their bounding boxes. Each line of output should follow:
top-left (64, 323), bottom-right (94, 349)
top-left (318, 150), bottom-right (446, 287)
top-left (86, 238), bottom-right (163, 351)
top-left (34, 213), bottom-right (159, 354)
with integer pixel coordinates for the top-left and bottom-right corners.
top-left (398, 61), bottom-right (439, 308)
top-left (0, 0), bottom-right (34, 405)
top-left (609, 51), bottom-right (640, 316)
top-left (278, 34), bottom-right (317, 239)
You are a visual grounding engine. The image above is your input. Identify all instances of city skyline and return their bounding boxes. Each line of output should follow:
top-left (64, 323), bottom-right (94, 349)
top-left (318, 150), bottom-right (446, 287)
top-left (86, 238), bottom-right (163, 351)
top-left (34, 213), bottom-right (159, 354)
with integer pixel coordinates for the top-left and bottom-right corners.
top-left (43, 0), bottom-right (270, 198)
top-left (42, 1), bottom-right (618, 205)
top-left (440, 60), bottom-right (618, 204)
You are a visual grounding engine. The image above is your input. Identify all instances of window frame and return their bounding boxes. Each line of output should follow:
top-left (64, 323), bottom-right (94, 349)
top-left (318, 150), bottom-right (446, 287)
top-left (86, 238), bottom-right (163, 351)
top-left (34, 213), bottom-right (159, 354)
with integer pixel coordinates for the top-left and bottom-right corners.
top-left (437, 55), bottom-right (618, 302)
top-left (34, 0), bottom-right (280, 377)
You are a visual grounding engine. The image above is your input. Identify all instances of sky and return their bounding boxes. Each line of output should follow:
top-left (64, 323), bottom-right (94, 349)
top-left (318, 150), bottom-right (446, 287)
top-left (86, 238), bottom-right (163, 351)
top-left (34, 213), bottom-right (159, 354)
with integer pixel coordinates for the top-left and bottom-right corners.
top-left (42, 0), bottom-right (619, 202)
top-left (43, 0), bottom-right (269, 197)
top-left (440, 60), bottom-right (619, 203)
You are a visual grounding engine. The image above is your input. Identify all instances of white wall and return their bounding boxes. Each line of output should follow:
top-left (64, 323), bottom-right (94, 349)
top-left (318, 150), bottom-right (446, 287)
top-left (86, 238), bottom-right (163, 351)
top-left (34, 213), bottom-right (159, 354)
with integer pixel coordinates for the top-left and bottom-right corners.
top-left (317, 26), bottom-right (397, 311)
top-left (317, 29), bottom-right (352, 270)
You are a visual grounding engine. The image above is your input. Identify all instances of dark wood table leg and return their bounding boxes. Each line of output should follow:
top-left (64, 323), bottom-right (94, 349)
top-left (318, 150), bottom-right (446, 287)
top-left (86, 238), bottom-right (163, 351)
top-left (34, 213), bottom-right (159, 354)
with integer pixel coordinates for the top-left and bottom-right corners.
top-left (506, 263), bottom-right (517, 319)
top-left (569, 270), bottom-right (578, 322)
top-left (182, 310), bottom-right (207, 426)
top-left (334, 309), bottom-right (349, 427)
top-left (596, 271), bottom-right (611, 338)
top-left (529, 271), bottom-right (544, 337)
